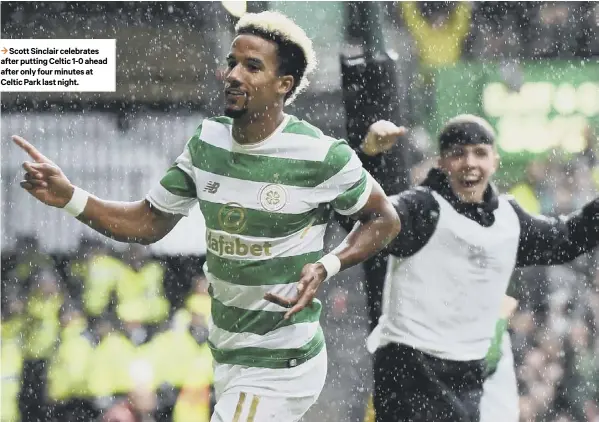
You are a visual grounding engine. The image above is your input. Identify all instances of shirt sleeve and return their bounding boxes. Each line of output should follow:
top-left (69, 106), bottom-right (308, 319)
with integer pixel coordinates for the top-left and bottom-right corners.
top-left (316, 140), bottom-right (374, 216)
top-left (385, 188), bottom-right (440, 258)
top-left (146, 133), bottom-right (199, 216)
top-left (510, 197), bottom-right (599, 267)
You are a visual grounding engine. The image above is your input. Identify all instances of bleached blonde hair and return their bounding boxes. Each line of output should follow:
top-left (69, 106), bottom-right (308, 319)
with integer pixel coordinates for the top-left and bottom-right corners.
top-left (235, 11), bottom-right (317, 105)
top-left (446, 114), bottom-right (497, 138)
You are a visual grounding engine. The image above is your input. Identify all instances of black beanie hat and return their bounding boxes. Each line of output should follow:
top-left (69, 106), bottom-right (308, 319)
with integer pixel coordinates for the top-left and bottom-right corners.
top-left (438, 114), bottom-right (496, 153)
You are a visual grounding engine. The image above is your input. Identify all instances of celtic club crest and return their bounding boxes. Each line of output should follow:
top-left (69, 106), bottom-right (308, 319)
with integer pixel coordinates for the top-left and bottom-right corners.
top-left (258, 184), bottom-right (287, 212)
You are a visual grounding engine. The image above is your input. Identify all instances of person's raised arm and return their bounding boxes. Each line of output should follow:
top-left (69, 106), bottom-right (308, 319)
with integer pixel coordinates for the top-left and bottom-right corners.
top-left (336, 120), bottom-right (406, 234)
top-left (357, 120), bottom-right (407, 174)
top-left (14, 135), bottom-right (183, 245)
top-left (351, 120), bottom-right (439, 260)
top-left (510, 197), bottom-right (599, 268)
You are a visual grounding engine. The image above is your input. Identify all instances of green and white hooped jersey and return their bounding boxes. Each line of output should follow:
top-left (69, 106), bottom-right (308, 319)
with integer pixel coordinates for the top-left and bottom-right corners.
top-left (147, 114), bottom-right (373, 369)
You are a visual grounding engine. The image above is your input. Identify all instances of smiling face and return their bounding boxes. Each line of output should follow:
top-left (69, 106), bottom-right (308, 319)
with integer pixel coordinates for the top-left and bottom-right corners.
top-left (223, 34), bottom-right (293, 120)
top-left (438, 143), bottom-right (499, 203)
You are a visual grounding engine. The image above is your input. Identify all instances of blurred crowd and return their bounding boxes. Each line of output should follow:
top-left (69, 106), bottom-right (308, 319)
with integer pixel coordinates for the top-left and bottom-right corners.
top-left (400, 1), bottom-right (599, 63)
top-left (506, 129), bottom-right (599, 422)
top-left (1, 240), bottom-right (213, 422)
top-left (388, 1), bottom-right (599, 126)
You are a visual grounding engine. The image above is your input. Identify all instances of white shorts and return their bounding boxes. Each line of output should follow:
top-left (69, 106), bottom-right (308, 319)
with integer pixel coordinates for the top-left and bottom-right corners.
top-left (480, 333), bottom-right (519, 422)
top-left (211, 348), bottom-right (327, 422)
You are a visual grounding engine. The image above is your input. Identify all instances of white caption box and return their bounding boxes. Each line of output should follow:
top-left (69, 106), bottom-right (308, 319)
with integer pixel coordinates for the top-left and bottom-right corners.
top-left (0, 39), bottom-right (116, 92)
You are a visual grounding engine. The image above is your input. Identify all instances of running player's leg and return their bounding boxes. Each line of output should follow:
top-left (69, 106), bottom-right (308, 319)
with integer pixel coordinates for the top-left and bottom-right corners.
top-left (211, 392), bottom-right (319, 422)
top-left (211, 348), bottom-right (327, 422)
top-left (480, 333), bottom-right (519, 422)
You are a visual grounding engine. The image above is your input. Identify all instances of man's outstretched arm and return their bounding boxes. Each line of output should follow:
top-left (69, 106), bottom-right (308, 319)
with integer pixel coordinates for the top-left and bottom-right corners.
top-left (75, 198), bottom-right (182, 245)
top-left (331, 178), bottom-right (402, 270)
top-left (13, 135), bottom-right (182, 245)
top-left (510, 197), bottom-right (599, 267)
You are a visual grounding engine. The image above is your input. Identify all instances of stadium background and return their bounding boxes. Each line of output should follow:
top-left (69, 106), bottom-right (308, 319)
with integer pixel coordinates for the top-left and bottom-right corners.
top-left (1, 2), bottom-right (598, 421)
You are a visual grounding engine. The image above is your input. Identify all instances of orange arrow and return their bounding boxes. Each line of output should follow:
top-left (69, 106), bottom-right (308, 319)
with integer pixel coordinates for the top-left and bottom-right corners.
top-left (2, 47), bottom-right (7, 54)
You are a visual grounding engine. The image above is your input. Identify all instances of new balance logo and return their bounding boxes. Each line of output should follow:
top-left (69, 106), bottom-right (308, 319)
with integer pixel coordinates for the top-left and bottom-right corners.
top-left (203, 181), bottom-right (220, 194)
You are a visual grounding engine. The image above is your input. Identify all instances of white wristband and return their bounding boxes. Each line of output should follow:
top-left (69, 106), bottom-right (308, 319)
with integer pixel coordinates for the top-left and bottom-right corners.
top-left (63, 186), bottom-right (89, 217)
top-left (317, 254), bottom-right (341, 281)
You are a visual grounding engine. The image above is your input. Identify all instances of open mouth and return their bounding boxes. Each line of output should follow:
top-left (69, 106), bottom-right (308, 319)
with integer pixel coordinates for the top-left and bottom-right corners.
top-left (225, 88), bottom-right (246, 99)
top-left (458, 174), bottom-right (482, 188)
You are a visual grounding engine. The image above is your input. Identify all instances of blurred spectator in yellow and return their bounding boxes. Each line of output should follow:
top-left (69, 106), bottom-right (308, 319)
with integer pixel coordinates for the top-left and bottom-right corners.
top-left (0, 297), bottom-right (25, 422)
top-left (116, 244), bottom-right (170, 326)
top-left (172, 310), bottom-right (214, 422)
top-left (398, 2), bottom-right (472, 120)
top-left (23, 268), bottom-right (64, 360)
top-left (79, 242), bottom-right (122, 320)
top-left (508, 159), bottom-right (548, 216)
top-left (66, 235), bottom-right (107, 304)
top-left (185, 273), bottom-right (211, 317)
top-left (88, 318), bottom-right (139, 413)
top-left (399, 1), bottom-right (472, 67)
top-left (142, 308), bottom-right (211, 422)
top-left (19, 268), bottom-right (64, 422)
top-left (47, 302), bottom-right (97, 421)
top-left (7, 234), bottom-right (55, 297)
top-left (172, 344), bottom-right (214, 422)
top-left (76, 242), bottom-right (170, 326)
